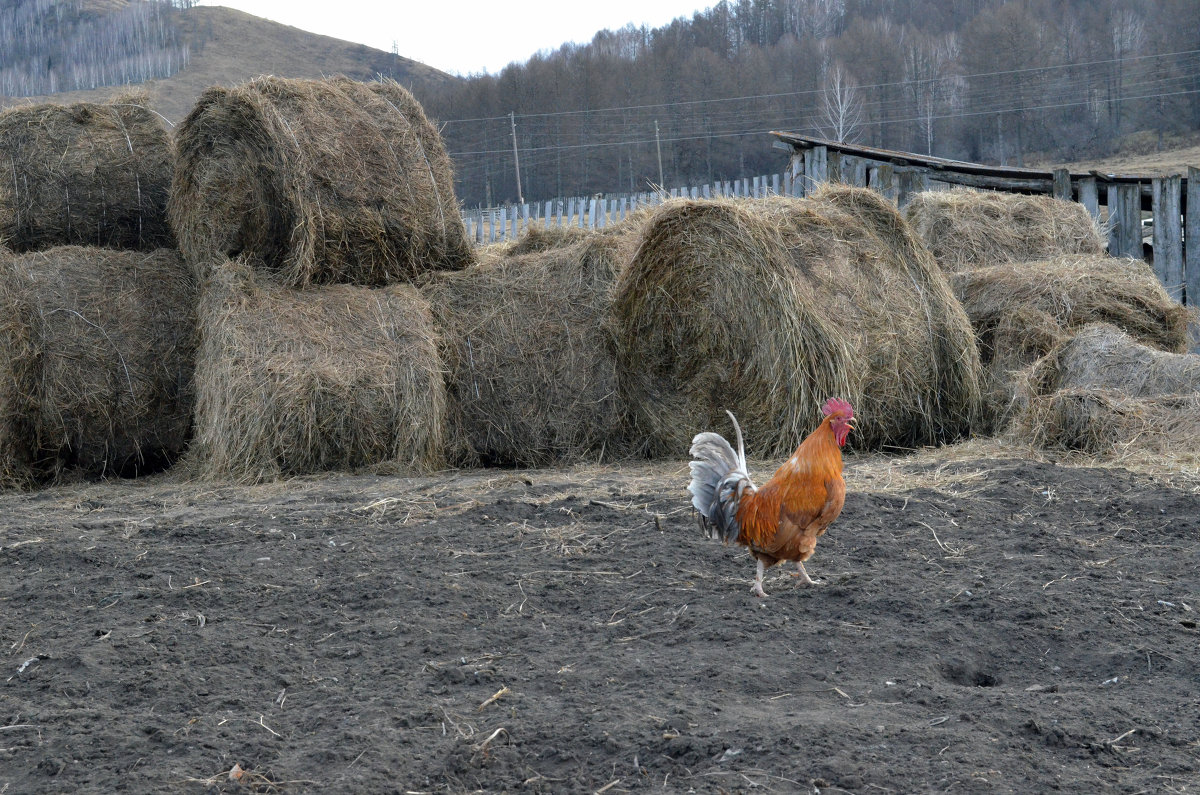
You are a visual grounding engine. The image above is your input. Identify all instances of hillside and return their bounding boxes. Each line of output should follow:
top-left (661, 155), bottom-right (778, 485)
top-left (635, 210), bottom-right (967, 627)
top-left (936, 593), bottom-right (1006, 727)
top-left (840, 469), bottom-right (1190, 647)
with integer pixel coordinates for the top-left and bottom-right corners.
top-left (0, 5), bottom-right (457, 126)
top-left (1046, 135), bottom-right (1200, 177)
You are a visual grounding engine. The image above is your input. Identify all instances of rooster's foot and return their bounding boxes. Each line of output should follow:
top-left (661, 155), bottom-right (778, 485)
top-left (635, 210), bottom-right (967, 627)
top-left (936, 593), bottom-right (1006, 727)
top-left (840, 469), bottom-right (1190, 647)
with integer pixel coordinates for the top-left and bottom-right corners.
top-left (791, 562), bottom-right (821, 586)
top-left (752, 558), bottom-right (768, 597)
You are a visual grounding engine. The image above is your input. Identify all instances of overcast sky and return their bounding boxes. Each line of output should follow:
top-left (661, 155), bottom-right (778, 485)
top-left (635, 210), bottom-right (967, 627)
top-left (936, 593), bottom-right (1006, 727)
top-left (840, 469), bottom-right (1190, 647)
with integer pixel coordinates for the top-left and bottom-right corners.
top-left (195, 1), bottom-right (713, 76)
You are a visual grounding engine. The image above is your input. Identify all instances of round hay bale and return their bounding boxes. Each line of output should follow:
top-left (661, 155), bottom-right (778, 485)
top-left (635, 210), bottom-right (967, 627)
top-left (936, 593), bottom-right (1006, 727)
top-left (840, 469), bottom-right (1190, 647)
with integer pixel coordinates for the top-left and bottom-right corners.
top-left (0, 93), bottom-right (175, 252)
top-left (420, 224), bottom-right (640, 467)
top-left (611, 185), bottom-right (982, 457)
top-left (190, 260), bottom-right (445, 483)
top-left (904, 188), bottom-right (1106, 271)
top-left (1019, 389), bottom-right (1200, 455)
top-left (169, 76), bottom-right (472, 287)
top-left (0, 246), bottom-right (197, 487)
top-left (952, 254), bottom-right (1191, 431)
top-left (1029, 322), bottom-right (1200, 398)
top-left (0, 246), bottom-right (36, 488)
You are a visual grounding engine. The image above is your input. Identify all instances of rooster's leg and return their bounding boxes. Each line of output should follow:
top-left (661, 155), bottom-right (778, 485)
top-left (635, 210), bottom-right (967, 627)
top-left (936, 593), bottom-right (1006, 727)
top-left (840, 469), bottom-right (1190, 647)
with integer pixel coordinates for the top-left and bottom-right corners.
top-left (752, 558), bottom-right (767, 598)
top-left (793, 560), bottom-right (818, 585)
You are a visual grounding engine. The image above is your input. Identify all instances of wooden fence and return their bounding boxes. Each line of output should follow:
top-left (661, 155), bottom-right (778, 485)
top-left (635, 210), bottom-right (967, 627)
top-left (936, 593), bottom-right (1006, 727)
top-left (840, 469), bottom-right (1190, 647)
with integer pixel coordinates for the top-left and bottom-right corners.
top-left (461, 131), bottom-right (1197, 306)
top-left (773, 132), bottom-right (1197, 306)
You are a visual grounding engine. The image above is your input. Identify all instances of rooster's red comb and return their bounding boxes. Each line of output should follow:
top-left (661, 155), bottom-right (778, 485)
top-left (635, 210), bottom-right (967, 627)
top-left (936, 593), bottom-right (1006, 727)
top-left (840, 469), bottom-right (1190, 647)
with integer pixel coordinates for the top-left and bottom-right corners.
top-left (821, 397), bottom-right (854, 418)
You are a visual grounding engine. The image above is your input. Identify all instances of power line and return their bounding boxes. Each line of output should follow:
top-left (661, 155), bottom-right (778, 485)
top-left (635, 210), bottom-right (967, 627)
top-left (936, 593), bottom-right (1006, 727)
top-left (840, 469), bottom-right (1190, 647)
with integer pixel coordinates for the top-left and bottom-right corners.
top-left (447, 82), bottom-right (1200, 158)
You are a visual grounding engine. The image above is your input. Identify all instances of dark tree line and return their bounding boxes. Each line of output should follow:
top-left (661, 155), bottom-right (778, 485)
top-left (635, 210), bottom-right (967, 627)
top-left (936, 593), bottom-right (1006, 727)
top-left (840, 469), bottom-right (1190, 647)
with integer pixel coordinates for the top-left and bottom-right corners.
top-left (0, 0), bottom-right (191, 98)
top-left (415, 0), bottom-right (1200, 207)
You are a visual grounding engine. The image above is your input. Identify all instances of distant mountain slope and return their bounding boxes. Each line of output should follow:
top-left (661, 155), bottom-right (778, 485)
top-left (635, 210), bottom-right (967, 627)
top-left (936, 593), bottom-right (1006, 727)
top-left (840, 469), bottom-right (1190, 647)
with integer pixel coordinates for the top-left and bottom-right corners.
top-left (0, 5), bottom-right (457, 126)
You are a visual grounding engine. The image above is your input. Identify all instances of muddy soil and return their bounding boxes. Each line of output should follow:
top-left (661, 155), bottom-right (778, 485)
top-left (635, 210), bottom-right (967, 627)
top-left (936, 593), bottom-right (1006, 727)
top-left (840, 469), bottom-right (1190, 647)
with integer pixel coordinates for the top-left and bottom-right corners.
top-left (1, 449), bottom-right (1198, 794)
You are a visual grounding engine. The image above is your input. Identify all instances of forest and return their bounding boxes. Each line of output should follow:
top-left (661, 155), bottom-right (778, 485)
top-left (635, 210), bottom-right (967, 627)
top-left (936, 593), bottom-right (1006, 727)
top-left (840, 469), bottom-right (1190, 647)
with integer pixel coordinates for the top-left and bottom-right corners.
top-left (0, 0), bottom-right (192, 98)
top-left (2, 0), bottom-right (1198, 208)
top-left (416, 0), bottom-right (1200, 206)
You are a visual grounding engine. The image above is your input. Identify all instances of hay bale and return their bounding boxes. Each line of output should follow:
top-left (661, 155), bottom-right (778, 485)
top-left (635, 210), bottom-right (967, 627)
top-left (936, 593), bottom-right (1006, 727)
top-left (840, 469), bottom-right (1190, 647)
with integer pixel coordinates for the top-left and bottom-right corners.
top-left (1019, 389), bottom-right (1200, 455)
top-left (501, 224), bottom-right (594, 256)
top-left (0, 246), bottom-right (197, 487)
top-left (0, 93), bottom-right (174, 252)
top-left (190, 260), bottom-right (445, 482)
top-left (904, 188), bottom-right (1106, 271)
top-left (1029, 322), bottom-right (1200, 397)
top-left (169, 76), bottom-right (472, 287)
top-left (952, 254), bottom-right (1191, 431)
top-left (420, 225), bottom-right (639, 467)
top-left (611, 185), bottom-right (983, 457)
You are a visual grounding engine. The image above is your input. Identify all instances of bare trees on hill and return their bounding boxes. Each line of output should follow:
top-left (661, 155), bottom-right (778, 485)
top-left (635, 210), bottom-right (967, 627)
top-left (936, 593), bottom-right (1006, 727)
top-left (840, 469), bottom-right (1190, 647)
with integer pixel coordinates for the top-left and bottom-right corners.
top-left (420, 0), bottom-right (1200, 207)
top-left (0, 0), bottom-right (189, 98)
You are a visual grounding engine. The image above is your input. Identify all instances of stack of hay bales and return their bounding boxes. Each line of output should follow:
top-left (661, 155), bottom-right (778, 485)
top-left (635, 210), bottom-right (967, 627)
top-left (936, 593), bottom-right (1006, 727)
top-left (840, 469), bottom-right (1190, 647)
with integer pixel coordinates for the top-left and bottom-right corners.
top-left (1018, 322), bottom-right (1200, 454)
top-left (903, 187), bottom-right (1107, 272)
top-left (905, 188), bottom-right (1188, 433)
top-left (170, 75), bottom-right (472, 286)
top-left (169, 75), bottom-right (471, 481)
top-left (420, 224), bottom-right (639, 467)
top-left (611, 185), bottom-right (983, 457)
top-left (188, 260), bottom-right (444, 482)
top-left (0, 247), bottom-right (196, 488)
top-left (951, 255), bottom-right (1189, 431)
top-left (0, 93), bottom-right (174, 252)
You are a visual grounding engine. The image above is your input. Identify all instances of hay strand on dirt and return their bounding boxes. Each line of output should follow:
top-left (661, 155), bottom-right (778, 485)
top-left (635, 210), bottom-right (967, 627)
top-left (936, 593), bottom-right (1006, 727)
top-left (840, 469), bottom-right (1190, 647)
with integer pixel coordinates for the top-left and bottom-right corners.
top-left (421, 224), bottom-right (639, 467)
top-left (611, 185), bottom-right (982, 457)
top-left (0, 92), bottom-right (174, 252)
top-left (952, 254), bottom-right (1191, 431)
top-left (904, 188), bottom-right (1107, 271)
top-left (190, 259), bottom-right (445, 482)
top-left (0, 246), bottom-right (197, 488)
top-left (169, 76), bottom-right (472, 286)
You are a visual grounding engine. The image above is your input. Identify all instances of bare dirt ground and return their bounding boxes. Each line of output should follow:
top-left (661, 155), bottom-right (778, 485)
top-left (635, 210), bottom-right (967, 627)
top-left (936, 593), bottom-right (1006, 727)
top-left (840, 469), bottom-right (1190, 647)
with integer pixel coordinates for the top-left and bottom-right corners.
top-left (1, 441), bottom-right (1198, 794)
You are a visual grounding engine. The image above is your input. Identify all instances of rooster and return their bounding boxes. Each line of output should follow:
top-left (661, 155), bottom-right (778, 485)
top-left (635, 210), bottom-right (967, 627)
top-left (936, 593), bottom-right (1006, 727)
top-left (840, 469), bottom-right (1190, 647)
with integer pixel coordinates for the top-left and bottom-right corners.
top-left (688, 398), bottom-right (855, 597)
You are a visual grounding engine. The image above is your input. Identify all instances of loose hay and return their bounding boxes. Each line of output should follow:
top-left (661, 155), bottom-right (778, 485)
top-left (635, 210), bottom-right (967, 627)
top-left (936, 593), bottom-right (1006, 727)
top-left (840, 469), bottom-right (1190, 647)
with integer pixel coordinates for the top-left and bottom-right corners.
top-left (952, 255), bottom-right (1191, 431)
top-left (0, 93), bottom-right (175, 252)
top-left (170, 76), bottom-right (472, 286)
top-left (904, 188), bottom-right (1107, 271)
top-left (1029, 322), bottom-right (1200, 397)
top-left (0, 246), bottom-right (197, 487)
top-left (611, 186), bottom-right (982, 457)
top-left (190, 260), bottom-right (445, 483)
top-left (421, 224), bottom-right (640, 467)
top-left (1019, 389), bottom-right (1200, 456)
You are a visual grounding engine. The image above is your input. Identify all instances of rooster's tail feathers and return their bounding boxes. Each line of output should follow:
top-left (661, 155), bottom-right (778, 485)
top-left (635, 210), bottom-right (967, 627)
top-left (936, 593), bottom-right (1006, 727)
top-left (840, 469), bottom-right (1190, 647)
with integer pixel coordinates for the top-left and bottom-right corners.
top-left (688, 414), bottom-right (754, 544)
top-left (725, 409), bottom-right (748, 472)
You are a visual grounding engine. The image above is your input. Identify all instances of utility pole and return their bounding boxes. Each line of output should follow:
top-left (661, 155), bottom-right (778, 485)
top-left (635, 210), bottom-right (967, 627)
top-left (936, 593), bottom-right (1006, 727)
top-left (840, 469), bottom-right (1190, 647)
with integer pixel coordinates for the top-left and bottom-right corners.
top-left (654, 120), bottom-right (665, 189)
top-left (510, 112), bottom-right (524, 205)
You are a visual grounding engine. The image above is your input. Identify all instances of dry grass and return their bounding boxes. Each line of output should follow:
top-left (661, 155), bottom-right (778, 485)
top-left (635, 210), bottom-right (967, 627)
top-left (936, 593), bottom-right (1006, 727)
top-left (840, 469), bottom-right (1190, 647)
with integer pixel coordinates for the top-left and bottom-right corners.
top-left (420, 222), bottom-right (641, 467)
top-left (169, 75), bottom-right (472, 287)
top-left (611, 185), bottom-right (982, 457)
top-left (951, 254), bottom-right (1191, 431)
top-left (188, 259), bottom-right (445, 483)
top-left (1018, 389), bottom-right (1200, 459)
top-left (1012, 322), bottom-right (1200, 460)
top-left (0, 92), bottom-right (174, 252)
top-left (0, 246), bottom-right (197, 488)
top-left (1029, 322), bottom-right (1200, 397)
top-left (904, 188), bottom-right (1107, 272)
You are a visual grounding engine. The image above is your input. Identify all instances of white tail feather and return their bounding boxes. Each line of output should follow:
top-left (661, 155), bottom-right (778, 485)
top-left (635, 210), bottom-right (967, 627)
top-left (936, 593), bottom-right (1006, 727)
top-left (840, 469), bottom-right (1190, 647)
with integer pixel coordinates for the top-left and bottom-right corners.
top-left (688, 412), bottom-right (756, 544)
top-left (725, 409), bottom-right (747, 473)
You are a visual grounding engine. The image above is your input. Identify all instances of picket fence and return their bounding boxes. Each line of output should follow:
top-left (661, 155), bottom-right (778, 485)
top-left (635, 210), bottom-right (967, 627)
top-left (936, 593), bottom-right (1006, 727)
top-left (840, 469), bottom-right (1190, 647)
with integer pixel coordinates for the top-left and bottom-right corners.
top-left (462, 173), bottom-right (790, 245)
